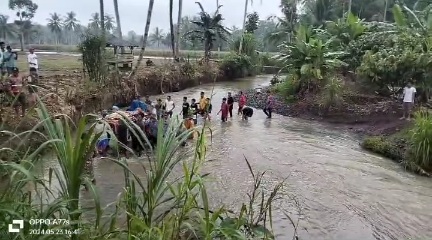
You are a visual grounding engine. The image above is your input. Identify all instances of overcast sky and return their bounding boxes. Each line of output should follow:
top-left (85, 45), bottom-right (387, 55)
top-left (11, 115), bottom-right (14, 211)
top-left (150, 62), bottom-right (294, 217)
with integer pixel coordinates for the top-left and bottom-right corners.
top-left (1, 0), bottom-right (282, 33)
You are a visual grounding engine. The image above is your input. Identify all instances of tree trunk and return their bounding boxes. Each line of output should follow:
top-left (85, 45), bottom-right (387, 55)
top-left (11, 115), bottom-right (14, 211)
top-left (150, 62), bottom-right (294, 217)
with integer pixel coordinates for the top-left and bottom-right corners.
top-left (204, 38), bottom-right (211, 61)
top-left (169, 0), bottom-right (176, 59)
top-left (175, 0), bottom-right (183, 58)
top-left (100, 0), bottom-right (105, 35)
top-left (128, 0), bottom-right (155, 79)
top-left (20, 32), bottom-right (24, 51)
top-left (113, 0), bottom-right (123, 39)
top-left (348, 0), bottom-right (352, 13)
top-left (238, 0), bottom-right (249, 54)
top-left (383, 0), bottom-right (388, 22)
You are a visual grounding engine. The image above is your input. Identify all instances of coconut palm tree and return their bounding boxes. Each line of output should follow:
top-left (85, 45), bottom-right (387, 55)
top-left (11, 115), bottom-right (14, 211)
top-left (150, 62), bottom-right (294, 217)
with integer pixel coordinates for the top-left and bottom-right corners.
top-left (169, 0), bottom-right (176, 58)
top-left (239, 0), bottom-right (250, 53)
top-left (175, 0), bottom-right (184, 57)
top-left (113, 0), bottom-right (123, 38)
top-left (128, 0), bottom-right (155, 80)
top-left (0, 15), bottom-right (16, 41)
top-left (186, 2), bottom-right (230, 60)
top-left (104, 15), bottom-right (115, 32)
top-left (100, 0), bottom-right (105, 34)
top-left (89, 13), bottom-right (100, 29)
top-left (64, 11), bottom-right (79, 44)
top-left (149, 27), bottom-right (165, 47)
top-left (47, 13), bottom-right (63, 44)
top-left (64, 12), bottom-right (79, 31)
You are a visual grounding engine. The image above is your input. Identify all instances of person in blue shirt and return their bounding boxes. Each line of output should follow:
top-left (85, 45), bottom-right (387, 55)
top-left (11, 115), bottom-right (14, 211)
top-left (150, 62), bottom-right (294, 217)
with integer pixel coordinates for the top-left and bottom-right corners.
top-left (96, 132), bottom-right (111, 156)
top-left (3, 46), bottom-right (17, 76)
top-left (128, 95), bottom-right (148, 112)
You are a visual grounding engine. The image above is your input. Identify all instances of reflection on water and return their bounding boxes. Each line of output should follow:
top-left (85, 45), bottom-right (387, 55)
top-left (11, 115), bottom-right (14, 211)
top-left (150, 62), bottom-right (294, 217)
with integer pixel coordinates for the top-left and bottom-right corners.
top-left (34, 75), bottom-right (432, 239)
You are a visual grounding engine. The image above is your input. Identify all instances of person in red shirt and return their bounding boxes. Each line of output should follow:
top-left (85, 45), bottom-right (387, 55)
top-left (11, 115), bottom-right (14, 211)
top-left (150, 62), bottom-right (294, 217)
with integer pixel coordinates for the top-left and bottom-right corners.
top-left (238, 91), bottom-right (247, 115)
top-left (217, 97), bottom-right (229, 122)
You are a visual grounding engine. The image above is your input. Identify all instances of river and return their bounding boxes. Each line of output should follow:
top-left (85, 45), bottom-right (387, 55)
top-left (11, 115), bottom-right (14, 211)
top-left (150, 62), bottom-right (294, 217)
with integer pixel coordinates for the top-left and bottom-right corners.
top-left (37, 75), bottom-right (432, 240)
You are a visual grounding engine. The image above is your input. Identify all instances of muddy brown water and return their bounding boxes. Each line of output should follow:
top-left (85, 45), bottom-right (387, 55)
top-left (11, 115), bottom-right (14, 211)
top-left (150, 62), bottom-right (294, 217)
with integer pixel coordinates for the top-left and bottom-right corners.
top-left (34, 75), bottom-right (432, 240)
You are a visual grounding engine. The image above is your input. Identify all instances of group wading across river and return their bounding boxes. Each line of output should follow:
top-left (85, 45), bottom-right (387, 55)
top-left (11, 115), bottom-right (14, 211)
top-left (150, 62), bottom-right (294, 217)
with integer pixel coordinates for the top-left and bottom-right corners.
top-left (85, 88), bottom-right (272, 190)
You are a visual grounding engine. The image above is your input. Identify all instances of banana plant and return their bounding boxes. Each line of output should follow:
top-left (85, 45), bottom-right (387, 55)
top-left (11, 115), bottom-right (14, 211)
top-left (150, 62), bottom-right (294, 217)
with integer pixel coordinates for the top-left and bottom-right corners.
top-left (274, 25), bottom-right (346, 93)
top-left (325, 12), bottom-right (366, 47)
top-left (392, 3), bottom-right (432, 34)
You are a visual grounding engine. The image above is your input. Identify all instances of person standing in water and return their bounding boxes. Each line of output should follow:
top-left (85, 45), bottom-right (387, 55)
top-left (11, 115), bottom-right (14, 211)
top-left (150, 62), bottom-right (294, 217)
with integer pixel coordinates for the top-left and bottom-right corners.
top-left (263, 90), bottom-right (274, 119)
top-left (204, 97), bottom-right (212, 121)
top-left (401, 82), bottom-right (416, 120)
top-left (190, 98), bottom-right (198, 124)
top-left (238, 91), bottom-right (247, 115)
top-left (155, 98), bottom-right (163, 120)
top-left (180, 96), bottom-right (190, 119)
top-left (227, 92), bottom-right (234, 118)
top-left (199, 91), bottom-right (206, 115)
top-left (217, 98), bottom-right (229, 122)
top-left (164, 95), bottom-right (175, 118)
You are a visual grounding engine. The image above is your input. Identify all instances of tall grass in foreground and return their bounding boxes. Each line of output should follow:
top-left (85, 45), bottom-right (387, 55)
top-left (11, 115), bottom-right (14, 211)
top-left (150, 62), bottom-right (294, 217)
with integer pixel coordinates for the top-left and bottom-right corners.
top-left (0, 99), bottom-right (299, 239)
top-left (410, 108), bottom-right (432, 173)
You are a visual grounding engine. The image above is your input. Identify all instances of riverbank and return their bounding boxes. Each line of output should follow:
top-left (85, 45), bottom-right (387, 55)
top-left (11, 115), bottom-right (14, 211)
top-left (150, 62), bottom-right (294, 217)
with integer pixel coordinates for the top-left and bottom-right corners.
top-left (235, 87), bottom-right (409, 135)
top-left (1, 61), bottom-right (223, 130)
top-left (234, 87), bottom-right (431, 177)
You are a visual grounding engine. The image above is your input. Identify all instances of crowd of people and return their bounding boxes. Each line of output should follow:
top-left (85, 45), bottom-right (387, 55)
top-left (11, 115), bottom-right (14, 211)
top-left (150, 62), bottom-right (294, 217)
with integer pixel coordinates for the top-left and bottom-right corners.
top-left (95, 89), bottom-right (276, 158)
top-left (0, 41), bottom-right (39, 117)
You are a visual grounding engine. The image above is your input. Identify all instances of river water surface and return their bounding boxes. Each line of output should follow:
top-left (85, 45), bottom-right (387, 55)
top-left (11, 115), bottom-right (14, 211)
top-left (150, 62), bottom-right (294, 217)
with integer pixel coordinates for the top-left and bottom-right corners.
top-left (39, 75), bottom-right (432, 240)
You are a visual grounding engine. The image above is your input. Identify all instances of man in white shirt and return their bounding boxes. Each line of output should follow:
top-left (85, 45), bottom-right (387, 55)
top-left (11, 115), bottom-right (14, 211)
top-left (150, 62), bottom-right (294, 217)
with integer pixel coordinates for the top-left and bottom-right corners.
top-left (164, 95), bottom-right (175, 118)
top-left (401, 82), bottom-right (416, 120)
top-left (27, 48), bottom-right (38, 74)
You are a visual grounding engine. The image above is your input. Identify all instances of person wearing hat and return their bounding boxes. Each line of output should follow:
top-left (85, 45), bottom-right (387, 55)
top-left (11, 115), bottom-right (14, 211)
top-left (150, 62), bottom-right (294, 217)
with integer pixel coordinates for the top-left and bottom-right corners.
top-left (8, 67), bottom-right (26, 117)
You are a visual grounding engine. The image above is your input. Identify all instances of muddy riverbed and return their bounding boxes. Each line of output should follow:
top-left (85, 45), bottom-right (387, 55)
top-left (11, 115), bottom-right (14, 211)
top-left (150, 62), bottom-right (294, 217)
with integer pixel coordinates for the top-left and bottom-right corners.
top-left (36, 75), bottom-right (432, 239)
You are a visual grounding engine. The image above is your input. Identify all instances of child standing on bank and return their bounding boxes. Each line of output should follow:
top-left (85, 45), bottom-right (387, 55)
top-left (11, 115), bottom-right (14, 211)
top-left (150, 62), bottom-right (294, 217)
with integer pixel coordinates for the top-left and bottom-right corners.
top-left (217, 98), bottom-right (229, 122)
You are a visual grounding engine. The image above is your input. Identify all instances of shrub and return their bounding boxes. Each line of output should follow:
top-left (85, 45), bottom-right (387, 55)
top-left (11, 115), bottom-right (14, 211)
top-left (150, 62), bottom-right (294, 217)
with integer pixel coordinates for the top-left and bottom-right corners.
top-left (354, 31), bottom-right (431, 96)
top-left (410, 108), bottom-right (432, 171)
top-left (78, 32), bottom-right (107, 83)
top-left (319, 77), bottom-right (344, 111)
top-left (231, 33), bottom-right (258, 57)
top-left (219, 53), bottom-right (254, 79)
top-left (260, 53), bottom-right (283, 69)
top-left (274, 75), bottom-right (300, 100)
top-left (362, 136), bottom-right (403, 160)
